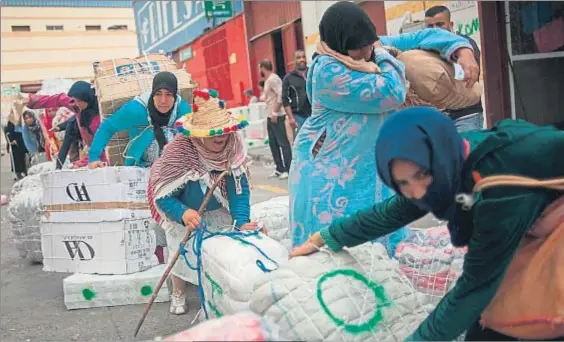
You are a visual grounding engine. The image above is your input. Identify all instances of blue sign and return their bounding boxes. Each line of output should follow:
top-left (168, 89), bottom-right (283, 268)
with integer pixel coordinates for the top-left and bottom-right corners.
top-left (133, 0), bottom-right (242, 55)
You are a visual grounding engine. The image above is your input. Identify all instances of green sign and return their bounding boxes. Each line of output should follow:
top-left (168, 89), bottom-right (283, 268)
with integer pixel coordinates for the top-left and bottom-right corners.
top-left (179, 46), bottom-right (193, 62)
top-left (204, 1), bottom-right (233, 19)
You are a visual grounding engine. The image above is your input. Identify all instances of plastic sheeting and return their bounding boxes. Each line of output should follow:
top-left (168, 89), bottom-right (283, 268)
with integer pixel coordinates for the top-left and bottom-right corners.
top-left (7, 175), bottom-right (44, 263)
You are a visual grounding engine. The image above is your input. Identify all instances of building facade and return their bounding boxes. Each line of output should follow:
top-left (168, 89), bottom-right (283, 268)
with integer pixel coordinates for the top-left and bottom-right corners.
top-left (1, 1), bottom-right (139, 90)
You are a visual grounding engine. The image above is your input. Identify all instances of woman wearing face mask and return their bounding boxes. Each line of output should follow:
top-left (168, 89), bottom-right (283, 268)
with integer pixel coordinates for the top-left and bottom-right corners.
top-left (88, 71), bottom-right (190, 168)
top-left (289, 1), bottom-right (479, 256)
top-left (291, 107), bottom-right (564, 341)
top-left (20, 81), bottom-right (106, 168)
top-left (148, 89), bottom-right (259, 315)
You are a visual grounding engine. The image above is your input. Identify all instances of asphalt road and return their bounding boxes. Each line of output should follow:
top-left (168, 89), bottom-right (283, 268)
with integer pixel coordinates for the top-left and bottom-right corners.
top-left (0, 153), bottom-right (287, 342)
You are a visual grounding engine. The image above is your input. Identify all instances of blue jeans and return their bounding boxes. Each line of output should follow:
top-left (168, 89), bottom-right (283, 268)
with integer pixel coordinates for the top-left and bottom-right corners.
top-left (294, 115), bottom-right (308, 134)
top-left (454, 112), bottom-right (484, 132)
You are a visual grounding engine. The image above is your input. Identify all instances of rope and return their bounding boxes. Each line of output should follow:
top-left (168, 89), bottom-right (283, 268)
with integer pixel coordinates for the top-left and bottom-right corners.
top-left (473, 175), bottom-right (564, 193)
top-left (178, 222), bottom-right (279, 320)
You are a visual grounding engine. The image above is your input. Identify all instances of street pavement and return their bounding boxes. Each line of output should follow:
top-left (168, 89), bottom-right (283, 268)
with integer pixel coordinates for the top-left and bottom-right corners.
top-left (0, 152), bottom-right (287, 342)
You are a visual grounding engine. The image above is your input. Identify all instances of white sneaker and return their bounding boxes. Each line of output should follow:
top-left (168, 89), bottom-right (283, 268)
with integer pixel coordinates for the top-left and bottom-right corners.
top-left (278, 172), bottom-right (289, 180)
top-left (169, 293), bottom-right (187, 315)
top-left (269, 171), bottom-right (281, 178)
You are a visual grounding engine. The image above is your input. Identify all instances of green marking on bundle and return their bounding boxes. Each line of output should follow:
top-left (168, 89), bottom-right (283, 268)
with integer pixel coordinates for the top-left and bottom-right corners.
top-left (207, 300), bottom-right (223, 318)
top-left (316, 269), bottom-right (389, 334)
top-left (82, 288), bottom-right (96, 301)
top-left (140, 285), bottom-right (153, 296)
top-left (205, 272), bottom-right (223, 299)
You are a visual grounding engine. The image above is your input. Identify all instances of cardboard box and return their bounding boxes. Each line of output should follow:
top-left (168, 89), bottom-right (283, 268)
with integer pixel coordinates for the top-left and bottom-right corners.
top-left (41, 209), bottom-right (157, 275)
top-left (63, 264), bottom-right (169, 310)
top-left (41, 167), bottom-right (149, 211)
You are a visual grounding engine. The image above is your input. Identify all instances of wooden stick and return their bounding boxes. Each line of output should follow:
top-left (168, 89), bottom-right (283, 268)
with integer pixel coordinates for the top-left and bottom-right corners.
top-left (133, 170), bottom-right (229, 338)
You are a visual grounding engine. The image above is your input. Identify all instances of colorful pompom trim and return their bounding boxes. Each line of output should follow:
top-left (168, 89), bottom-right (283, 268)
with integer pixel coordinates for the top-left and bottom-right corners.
top-left (208, 89), bottom-right (219, 98)
top-left (193, 90), bottom-right (210, 101)
top-left (218, 100), bottom-right (225, 109)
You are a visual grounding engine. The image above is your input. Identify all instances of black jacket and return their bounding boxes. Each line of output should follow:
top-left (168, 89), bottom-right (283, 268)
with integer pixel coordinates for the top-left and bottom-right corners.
top-left (56, 116), bottom-right (81, 169)
top-left (282, 70), bottom-right (311, 117)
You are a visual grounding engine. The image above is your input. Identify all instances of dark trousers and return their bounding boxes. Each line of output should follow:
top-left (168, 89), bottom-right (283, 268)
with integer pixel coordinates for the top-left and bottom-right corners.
top-left (267, 116), bottom-right (292, 173)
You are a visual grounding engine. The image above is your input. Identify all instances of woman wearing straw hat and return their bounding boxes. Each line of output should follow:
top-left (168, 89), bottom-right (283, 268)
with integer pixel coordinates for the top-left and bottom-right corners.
top-left (148, 89), bottom-right (260, 315)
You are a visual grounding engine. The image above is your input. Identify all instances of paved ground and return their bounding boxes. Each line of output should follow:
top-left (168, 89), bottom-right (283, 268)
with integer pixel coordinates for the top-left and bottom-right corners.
top-left (0, 153), bottom-right (286, 342)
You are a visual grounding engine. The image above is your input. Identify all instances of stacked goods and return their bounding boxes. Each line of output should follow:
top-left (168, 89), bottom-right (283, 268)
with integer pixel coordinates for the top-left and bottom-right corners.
top-left (40, 167), bottom-right (157, 275)
top-left (397, 50), bottom-right (482, 111)
top-left (199, 234), bottom-right (288, 318)
top-left (160, 312), bottom-right (285, 341)
top-left (250, 196), bottom-right (291, 250)
top-left (39, 167), bottom-right (170, 309)
top-left (395, 226), bottom-right (466, 305)
top-left (7, 175), bottom-right (44, 263)
top-left (63, 264), bottom-right (169, 310)
top-left (250, 242), bottom-right (432, 341)
top-left (93, 53), bottom-right (195, 166)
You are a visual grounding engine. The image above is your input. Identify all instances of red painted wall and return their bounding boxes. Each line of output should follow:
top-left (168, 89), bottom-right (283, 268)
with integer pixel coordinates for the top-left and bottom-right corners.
top-left (359, 1), bottom-right (388, 35)
top-left (174, 15), bottom-right (252, 108)
top-left (244, 1), bottom-right (302, 38)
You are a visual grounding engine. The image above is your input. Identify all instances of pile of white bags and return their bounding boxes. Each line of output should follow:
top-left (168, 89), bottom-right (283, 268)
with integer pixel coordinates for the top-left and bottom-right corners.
top-left (7, 174), bottom-right (44, 263)
top-left (36, 78), bottom-right (75, 96)
top-left (250, 242), bottom-right (432, 341)
top-left (27, 161), bottom-right (56, 176)
top-left (199, 233), bottom-right (289, 319)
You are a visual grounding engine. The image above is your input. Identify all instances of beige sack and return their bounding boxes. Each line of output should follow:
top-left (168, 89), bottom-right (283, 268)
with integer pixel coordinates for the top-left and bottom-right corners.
top-left (397, 50), bottom-right (482, 110)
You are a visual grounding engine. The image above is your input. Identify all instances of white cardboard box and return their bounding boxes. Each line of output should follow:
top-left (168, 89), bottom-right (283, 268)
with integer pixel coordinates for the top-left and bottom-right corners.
top-left (41, 167), bottom-right (149, 207)
top-left (63, 264), bottom-right (169, 310)
top-left (41, 209), bottom-right (158, 275)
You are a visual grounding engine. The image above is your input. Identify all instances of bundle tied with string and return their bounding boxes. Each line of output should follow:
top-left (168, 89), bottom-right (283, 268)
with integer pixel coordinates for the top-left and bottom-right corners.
top-left (178, 221), bottom-right (288, 321)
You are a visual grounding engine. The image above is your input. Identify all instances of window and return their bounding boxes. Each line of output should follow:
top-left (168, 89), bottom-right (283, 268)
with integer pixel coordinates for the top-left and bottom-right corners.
top-left (11, 25), bottom-right (30, 32)
top-left (108, 25), bottom-right (128, 31)
top-left (85, 25), bottom-right (102, 31)
top-left (46, 25), bottom-right (64, 31)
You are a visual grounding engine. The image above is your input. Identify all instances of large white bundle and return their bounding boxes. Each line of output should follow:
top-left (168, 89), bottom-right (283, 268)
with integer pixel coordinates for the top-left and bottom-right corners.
top-left (63, 264), bottom-right (169, 310)
top-left (7, 175), bottom-right (44, 263)
top-left (36, 78), bottom-right (75, 96)
top-left (250, 196), bottom-right (290, 249)
top-left (250, 242), bottom-right (432, 341)
top-left (199, 233), bottom-right (289, 319)
top-left (28, 161), bottom-right (56, 176)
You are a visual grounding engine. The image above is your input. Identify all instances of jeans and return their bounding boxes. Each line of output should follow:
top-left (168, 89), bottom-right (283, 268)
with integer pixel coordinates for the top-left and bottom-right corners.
top-left (295, 114), bottom-right (308, 134)
top-left (454, 112), bottom-right (484, 132)
top-left (267, 116), bottom-right (292, 173)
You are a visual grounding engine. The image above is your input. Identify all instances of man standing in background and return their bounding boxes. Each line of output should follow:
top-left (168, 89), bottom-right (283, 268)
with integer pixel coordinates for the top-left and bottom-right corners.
top-left (282, 50), bottom-right (312, 135)
top-left (425, 5), bottom-right (484, 131)
top-left (260, 59), bottom-right (291, 180)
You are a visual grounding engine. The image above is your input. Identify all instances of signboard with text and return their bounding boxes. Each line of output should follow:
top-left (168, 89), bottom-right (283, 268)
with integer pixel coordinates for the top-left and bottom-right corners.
top-left (204, 1), bottom-right (233, 19)
top-left (133, 0), bottom-right (242, 55)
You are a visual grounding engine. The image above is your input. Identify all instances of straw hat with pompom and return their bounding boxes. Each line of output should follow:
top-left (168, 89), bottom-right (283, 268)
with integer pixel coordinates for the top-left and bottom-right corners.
top-left (175, 89), bottom-right (249, 138)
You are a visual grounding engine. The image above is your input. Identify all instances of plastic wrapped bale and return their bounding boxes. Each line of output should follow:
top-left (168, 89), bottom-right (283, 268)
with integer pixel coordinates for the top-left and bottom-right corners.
top-left (7, 174), bottom-right (44, 263)
top-left (28, 161), bottom-right (55, 176)
top-left (395, 227), bottom-right (466, 306)
top-left (199, 233), bottom-right (289, 319)
top-left (159, 312), bottom-right (285, 341)
top-left (250, 242), bottom-right (432, 341)
top-left (250, 196), bottom-right (290, 250)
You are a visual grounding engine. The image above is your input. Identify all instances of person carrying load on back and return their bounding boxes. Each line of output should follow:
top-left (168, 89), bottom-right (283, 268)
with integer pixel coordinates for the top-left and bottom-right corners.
top-left (87, 71), bottom-right (191, 168)
top-left (19, 80), bottom-right (106, 168)
top-left (147, 89), bottom-right (260, 315)
top-left (425, 5), bottom-right (484, 132)
top-left (289, 1), bottom-right (479, 258)
top-left (291, 107), bottom-right (564, 341)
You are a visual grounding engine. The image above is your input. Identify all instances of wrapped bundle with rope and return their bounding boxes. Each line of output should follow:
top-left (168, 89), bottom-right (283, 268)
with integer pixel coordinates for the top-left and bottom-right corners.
top-left (7, 174), bottom-right (44, 263)
top-left (93, 53), bottom-right (195, 166)
top-left (387, 48), bottom-right (482, 113)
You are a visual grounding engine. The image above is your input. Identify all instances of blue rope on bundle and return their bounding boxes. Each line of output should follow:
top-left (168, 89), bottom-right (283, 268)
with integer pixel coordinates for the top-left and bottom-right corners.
top-left (179, 222), bottom-right (279, 320)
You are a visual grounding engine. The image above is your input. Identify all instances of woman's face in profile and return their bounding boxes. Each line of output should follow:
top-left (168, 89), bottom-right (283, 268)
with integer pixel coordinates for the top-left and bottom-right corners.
top-left (348, 45), bottom-right (373, 61)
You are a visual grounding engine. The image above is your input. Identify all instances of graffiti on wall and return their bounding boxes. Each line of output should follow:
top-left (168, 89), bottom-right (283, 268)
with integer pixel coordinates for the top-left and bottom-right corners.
top-left (456, 17), bottom-right (480, 37)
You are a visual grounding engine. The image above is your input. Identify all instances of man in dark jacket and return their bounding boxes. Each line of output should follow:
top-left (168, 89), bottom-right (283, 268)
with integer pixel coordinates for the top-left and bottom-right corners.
top-left (425, 5), bottom-right (484, 132)
top-left (282, 50), bottom-right (312, 134)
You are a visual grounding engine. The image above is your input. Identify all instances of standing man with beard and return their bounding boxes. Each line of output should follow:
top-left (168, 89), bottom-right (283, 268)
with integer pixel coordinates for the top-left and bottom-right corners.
top-left (282, 50), bottom-right (312, 134)
top-left (424, 5), bottom-right (484, 132)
